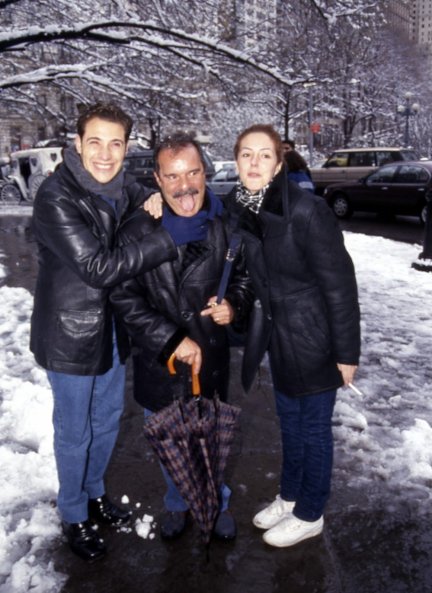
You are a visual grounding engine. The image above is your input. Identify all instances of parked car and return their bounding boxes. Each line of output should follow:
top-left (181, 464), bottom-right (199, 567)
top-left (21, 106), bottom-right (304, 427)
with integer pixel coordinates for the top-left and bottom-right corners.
top-left (0, 147), bottom-right (63, 203)
top-left (213, 160), bottom-right (236, 172)
top-left (207, 167), bottom-right (238, 198)
top-left (310, 147), bottom-right (418, 195)
top-left (123, 147), bottom-right (216, 190)
top-left (323, 160), bottom-right (432, 223)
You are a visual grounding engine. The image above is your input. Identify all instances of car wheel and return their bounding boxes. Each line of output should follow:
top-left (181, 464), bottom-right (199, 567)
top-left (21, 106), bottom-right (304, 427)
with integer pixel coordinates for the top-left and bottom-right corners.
top-left (0, 183), bottom-right (22, 204)
top-left (331, 193), bottom-right (352, 219)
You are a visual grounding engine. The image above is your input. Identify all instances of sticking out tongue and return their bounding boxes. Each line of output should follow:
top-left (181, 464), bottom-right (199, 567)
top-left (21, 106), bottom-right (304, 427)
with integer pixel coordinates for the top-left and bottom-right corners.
top-left (178, 194), bottom-right (196, 212)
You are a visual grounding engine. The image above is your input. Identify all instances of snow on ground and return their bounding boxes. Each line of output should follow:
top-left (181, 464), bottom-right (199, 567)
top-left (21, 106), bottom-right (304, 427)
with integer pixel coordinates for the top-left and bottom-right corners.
top-left (0, 230), bottom-right (432, 591)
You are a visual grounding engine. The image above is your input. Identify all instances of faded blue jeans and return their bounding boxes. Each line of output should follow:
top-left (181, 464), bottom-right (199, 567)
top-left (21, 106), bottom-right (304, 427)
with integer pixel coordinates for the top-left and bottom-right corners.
top-left (144, 409), bottom-right (231, 513)
top-left (47, 340), bottom-right (125, 524)
top-left (274, 388), bottom-right (337, 522)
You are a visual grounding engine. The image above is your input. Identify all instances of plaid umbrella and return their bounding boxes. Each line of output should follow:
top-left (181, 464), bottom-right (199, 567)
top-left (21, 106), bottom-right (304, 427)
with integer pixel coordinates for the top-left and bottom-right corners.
top-left (143, 355), bottom-right (241, 544)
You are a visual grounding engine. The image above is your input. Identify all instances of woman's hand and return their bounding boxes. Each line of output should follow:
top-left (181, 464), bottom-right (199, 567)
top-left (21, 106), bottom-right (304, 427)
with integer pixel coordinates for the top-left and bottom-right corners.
top-left (200, 297), bottom-right (234, 325)
top-left (337, 363), bottom-right (358, 387)
top-left (143, 192), bottom-right (163, 218)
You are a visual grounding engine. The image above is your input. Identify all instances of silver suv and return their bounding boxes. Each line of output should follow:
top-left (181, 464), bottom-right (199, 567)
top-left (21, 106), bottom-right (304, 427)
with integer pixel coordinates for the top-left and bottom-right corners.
top-left (310, 147), bottom-right (417, 195)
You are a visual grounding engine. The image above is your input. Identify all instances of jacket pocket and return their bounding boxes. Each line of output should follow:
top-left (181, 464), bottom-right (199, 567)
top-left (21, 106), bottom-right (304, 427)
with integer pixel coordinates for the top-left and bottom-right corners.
top-left (54, 309), bottom-right (104, 363)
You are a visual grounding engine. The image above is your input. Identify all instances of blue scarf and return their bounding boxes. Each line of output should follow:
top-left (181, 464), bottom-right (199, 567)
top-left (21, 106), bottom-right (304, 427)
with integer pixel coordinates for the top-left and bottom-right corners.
top-left (161, 191), bottom-right (223, 245)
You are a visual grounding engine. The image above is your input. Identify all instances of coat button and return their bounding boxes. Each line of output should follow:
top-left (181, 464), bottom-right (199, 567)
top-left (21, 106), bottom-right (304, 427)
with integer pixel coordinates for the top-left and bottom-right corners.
top-left (209, 338), bottom-right (217, 345)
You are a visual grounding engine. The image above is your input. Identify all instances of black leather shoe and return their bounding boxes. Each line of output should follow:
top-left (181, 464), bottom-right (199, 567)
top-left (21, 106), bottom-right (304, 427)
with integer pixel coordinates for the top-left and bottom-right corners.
top-left (160, 511), bottom-right (187, 539)
top-left (213, 510), bottom-right (237, 540)
top-left (62, 520), bottom-right (107, 562)
top-left (88, 495), bottom-right (132, 526)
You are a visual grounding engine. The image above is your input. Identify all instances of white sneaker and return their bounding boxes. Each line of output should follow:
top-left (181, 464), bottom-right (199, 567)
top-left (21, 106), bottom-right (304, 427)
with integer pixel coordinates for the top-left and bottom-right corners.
top-left (263, 515), bottom-right (324, 548)
top-left (252, 495), bottom-right (295, 530)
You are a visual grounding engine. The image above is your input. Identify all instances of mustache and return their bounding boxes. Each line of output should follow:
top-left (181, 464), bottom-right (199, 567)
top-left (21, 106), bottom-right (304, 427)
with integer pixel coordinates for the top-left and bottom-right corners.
top-left (172, 188), bottom-right (199, 199)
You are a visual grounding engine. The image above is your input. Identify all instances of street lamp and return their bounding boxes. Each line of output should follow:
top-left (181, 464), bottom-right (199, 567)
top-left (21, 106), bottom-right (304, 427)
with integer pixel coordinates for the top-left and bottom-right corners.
top-left (397, 92), bottom-right (419, 147)
top-left (412, 189), bottom-right (432, 273)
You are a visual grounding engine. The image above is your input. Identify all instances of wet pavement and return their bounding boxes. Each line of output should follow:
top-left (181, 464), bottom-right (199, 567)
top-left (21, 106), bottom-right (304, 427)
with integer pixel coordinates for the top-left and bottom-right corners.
top-left (0, 209), bottom-right (431, 593)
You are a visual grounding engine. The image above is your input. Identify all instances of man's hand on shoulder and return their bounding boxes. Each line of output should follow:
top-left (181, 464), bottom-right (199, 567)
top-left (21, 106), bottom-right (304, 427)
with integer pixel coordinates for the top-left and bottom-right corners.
top-left (143, 192), bottom-right (163, 218)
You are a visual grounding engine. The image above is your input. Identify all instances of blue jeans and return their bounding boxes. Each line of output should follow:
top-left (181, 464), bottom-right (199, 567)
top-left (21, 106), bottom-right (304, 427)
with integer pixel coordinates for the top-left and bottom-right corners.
top-left (274, 389), bottom-right (336, 522)
top-left (47, 341), bottom-right (125, 523)
top-left (144, 409), bottom-right (231, 513)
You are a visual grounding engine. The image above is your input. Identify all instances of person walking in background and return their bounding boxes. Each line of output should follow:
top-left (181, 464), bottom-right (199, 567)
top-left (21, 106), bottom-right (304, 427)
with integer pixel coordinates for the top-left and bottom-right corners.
top-left (111, 132), bottom-right (252, 542)
top-left (30, 102), bottom-right (178, 561)
top-left (282, 138), bottom-right (296, 154)
top-left (225, 124), bottom-right (360, 548)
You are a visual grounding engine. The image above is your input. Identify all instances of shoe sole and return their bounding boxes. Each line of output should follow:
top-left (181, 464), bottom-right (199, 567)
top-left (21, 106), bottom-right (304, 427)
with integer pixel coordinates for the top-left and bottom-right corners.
top-left (263, 526), bottom-right (323, 548)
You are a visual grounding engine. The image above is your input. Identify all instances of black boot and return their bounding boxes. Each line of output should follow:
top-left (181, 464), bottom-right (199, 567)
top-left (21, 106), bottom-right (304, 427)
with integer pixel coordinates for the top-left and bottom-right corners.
top-left (62, 520), bottom-right (107, 562)
top-left (88, 494), bottom-right (132, 526)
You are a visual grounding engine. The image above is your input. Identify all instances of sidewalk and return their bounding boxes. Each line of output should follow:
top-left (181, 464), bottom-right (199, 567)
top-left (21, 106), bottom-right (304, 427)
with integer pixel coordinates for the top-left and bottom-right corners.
top-left (52, 352), bottom-right (432, 593)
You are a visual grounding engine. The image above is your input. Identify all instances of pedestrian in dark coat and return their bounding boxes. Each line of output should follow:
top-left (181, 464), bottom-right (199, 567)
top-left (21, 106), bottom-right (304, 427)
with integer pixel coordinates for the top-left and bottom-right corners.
top-left (111, 133), bottom-right (252, 542)
top-left (30, 103), bottom-right (177, 562)
top-left (225, 124), bottom-right (361, 548)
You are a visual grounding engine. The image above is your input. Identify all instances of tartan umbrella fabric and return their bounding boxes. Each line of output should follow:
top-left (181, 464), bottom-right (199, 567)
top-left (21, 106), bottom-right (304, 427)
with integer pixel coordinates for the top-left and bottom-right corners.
top-left (143, 360), bottom-right (240, 544)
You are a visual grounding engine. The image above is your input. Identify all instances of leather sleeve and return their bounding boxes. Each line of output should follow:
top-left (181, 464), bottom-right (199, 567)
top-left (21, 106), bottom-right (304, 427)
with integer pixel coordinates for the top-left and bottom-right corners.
top-left (224, 242), bottom-right (254, 334)
top-left (32, 183), bottom-right (177, 289)
top-left (301, 198), bottom-right (361, 364)
top-left (110, 274), bottom-right (183, 361)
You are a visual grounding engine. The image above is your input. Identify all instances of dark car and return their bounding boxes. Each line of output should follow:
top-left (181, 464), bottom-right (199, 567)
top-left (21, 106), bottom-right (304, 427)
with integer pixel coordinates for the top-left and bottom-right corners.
top-left (323, 160), bottom-right (432, 224)
top-left (207, 167), bottom-right (238, 198)
top-left (123, 148), bottom-right (216, 190)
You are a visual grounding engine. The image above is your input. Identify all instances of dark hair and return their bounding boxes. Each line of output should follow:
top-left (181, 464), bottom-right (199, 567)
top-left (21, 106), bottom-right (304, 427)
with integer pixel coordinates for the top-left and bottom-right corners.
top-left (282, 139), bottom-right (296, 150)
top-left (154, 132), bottom-right (206, 173)
top-left (233, 124), bottom-right (284, 164)
top-left (284, 149), bottom-right (309, 172)
top-left (76, 102), bottom-right (133, 141)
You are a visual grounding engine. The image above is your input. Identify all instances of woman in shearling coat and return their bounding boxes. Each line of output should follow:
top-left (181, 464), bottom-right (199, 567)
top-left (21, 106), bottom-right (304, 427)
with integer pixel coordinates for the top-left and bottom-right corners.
top-left (224, 124), bottom-right (361, 548)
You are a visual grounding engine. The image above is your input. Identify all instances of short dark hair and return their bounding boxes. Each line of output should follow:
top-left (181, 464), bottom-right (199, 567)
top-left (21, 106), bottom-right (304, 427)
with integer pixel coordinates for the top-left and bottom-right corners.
top-left (76, 102), bottom-right (133, 141)
top-left (282, 139), bottom-right (296, 150)
top-left (284, 149), bottom-right (309, 172)
top-left (233, 124), bottom-right (284, 164)
top-left (154, 132), bottom-right (206, 173)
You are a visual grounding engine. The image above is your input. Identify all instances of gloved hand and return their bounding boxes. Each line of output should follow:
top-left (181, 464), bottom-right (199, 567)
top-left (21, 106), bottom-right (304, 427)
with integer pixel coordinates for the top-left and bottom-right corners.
top-left (162, 210), bottom-right (208, 246)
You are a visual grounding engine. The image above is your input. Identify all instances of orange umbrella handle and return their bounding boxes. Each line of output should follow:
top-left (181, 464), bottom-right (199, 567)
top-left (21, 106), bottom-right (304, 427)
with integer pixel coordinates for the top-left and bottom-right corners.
top-left (167, 353), bottom-right (201, 399)
top-left (167, 352), bottom-right (177, 375)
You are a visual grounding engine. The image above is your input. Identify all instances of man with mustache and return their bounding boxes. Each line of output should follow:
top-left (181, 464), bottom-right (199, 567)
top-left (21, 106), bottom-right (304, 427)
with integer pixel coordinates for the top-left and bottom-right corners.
top-left (111, 132), bottom-right (252, 541)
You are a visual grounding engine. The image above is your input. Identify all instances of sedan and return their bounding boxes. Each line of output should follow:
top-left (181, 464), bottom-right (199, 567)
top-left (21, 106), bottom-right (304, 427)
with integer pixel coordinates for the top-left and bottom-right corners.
top-left (323, 161), bottom-right (432, 223)
top-left (207, 167), bottom-right (238, 198)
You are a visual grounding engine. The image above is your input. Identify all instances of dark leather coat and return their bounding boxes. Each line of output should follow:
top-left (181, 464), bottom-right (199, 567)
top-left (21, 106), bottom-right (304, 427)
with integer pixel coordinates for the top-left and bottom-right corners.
top-left (110, 203), bottom-right (252, 412)
top-left (30, 163), bottom-right (177, 375)
top-left (225, 168), bottom-right (361, 396)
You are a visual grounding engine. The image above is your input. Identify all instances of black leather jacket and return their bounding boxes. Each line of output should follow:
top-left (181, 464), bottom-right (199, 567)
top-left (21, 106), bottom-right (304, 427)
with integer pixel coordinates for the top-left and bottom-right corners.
top-left (225, 168), bottom-right (361, 396)
top-left (110, 203), bottom-right (253, 412)
top-left (30, 163), bottom-right (177, 375)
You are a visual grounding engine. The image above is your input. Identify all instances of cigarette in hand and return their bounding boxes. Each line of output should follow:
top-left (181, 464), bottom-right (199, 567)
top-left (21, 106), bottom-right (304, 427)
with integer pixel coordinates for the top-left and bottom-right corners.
top-left (348, 382), bottom-right (363, 396)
